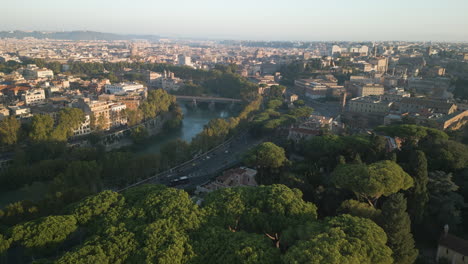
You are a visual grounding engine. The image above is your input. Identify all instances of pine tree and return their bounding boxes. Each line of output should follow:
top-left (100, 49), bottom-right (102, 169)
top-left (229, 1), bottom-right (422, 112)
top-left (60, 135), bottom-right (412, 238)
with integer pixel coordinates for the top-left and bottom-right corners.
top-left (380, 193), bottom-right (418, 264)
top-left (407, 150), bottom-right (429, 224)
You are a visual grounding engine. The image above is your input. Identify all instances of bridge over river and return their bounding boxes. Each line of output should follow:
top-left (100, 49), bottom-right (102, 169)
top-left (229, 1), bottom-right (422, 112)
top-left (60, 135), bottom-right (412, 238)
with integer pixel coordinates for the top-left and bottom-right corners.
top-left (175, 96), bottom-right (242, 107)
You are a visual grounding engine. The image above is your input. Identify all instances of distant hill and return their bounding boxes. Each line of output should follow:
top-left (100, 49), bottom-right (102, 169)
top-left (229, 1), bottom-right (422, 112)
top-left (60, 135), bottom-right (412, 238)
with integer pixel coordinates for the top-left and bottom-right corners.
top-left (0, 30), bottom-right (160, 41)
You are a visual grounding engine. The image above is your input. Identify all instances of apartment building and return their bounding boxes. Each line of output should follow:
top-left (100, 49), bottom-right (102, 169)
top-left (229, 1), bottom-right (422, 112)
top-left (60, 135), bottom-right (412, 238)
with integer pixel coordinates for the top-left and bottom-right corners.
top-left (398, 98), bottom-right (457, 115)
top-left (104, 82), bottom-right (146, 95)
top-left (348, 96), bottom-right (393, 113)
top-left (22, 89), bottom-right (46, 105)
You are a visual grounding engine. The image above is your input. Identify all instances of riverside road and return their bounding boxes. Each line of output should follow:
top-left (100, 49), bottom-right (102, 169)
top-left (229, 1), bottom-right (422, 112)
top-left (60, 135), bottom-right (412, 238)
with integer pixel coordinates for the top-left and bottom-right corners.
top-left (118, 131), bottom-right (265, 191)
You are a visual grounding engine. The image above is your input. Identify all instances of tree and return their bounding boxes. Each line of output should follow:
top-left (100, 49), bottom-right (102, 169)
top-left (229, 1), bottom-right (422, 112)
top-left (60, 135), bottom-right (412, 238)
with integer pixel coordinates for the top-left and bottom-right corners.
top-left (0, 116), bottom-right (21, 145)
top-left (288, 106), bottom-right (314, 119)
top-left (244, 142), bottom-right (288, 183)
top-left (244, 142), bottom-right (287, 169)
top-left (56, 225), bottom-right (137, 264)
top-left (375, 124), bottom-right (448, 145)
top-left (70, 190), bottom-right (122, 225)
top-left (11, 215), bottom-right (78, 252)
top-left (0, 234), bottom-right (11, 255)
top-left (267, 99), bottom-right (283, 110)
top-left (191, 227), bottom-right (281, 264)
top-left (50, 108), bottom-right (86, 141)
top-left (268, 85), bottom-right (286, 98)
top-left (282, 214), bottom-right (393, 264)
top-left (204, 185), bottom-right (317, 247)
top-left (421, 139), bottom-right (468, 172)
top-left (96, 114), bottom-right (108, 131)
top-left (424, 171), bottom-right (465, 235)
top-left (379, 193), bottom-right (418, 264)
top-left (123, 109), bottom-right (143, 127)
top-left (331, 160), bottom-right (414, 207)
top-left (29, 114), bottom-right (54, 142)
top-left (406, 150), bottom-right (429, 224)
top-left (135, 220), bottom-right (194, 264)
top-left (338, 199), bottom-right (381, 221)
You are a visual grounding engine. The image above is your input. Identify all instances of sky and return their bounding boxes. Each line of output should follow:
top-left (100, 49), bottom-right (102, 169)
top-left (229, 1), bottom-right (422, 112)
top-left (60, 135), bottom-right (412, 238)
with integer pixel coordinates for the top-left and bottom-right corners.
top-left (2, 0), bottom-right (468, 41)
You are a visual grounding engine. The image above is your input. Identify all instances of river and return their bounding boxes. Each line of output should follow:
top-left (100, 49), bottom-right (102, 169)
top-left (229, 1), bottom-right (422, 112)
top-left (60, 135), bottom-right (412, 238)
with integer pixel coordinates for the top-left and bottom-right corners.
top-left (0, 103), bottom-right (238, 208)
top-left (138, 103), bottom-right (236, 153)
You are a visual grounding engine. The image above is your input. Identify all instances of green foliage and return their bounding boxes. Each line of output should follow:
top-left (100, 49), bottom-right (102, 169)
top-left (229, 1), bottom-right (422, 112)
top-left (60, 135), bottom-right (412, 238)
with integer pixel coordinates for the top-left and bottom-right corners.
top-left (2, 184), bottom-right (401, 263)
top-left (131, 125), bottom-right (148, 143)
top-left (244, 142), bottom-right (287, 169)
top-left (136, 220), bottom-right (194, 264)
top-left (50, 108), bottom-right (86, 141)
top-left (191, 227), bottom-right (281, 264)
top-left (29, 114), bottom-right (54, 142)
top-left (53, 160), bottom-right (103, 194)
top-left (27, 108), bottom-right (85, 142)
top-left (288, 106), bottom-right (314, 119)
top-left (0, 234), bottom-right (11, 254)
top-left (375, 124), bottom-right (448, 144)
top-left (122, 109), bottom-right (143, 127)
top-left (70, 191), bottom-right (122, 225)
top-left (421, 139), bottom-right (468, 172)
top-left (203, 184), bottom-right (317, 234)
top-left (332, 160), bottom-right (413, 205)
top-left (11, 215), bottom-right (77, 250)
top-left (379, 194), bottom-right (418, 264)
top-left (56, 224), bottom-right (137, 264)
top-left (338, 199), bottom-right (381, 221)
top-left (0, 116), bottom-right (21, 145)
top-left (282, 214), bottom-right (393, 264)
top-left (140, 89), bottom-right (175, 120)
top-left (268, 85), bottom-right (286, 98)
top-left (406, 150), bottom-right (429, 224)
top-left (425, 171), bottom-right (465, 233)
top-left (267, 99), bottom-right (283, 110)
top-left (191, 118), bottom-right (236, 152)
top-left (122, 185), bottom-right (202, 231)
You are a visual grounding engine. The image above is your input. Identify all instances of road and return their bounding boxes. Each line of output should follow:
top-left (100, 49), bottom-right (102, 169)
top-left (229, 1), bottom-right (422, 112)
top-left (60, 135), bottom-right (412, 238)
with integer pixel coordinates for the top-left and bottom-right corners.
top-left (118, 131), bottom-right (265, 191)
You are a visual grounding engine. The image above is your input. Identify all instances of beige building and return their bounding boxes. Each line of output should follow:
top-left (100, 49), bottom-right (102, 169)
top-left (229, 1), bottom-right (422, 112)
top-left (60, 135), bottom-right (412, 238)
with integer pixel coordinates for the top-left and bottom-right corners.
top-left (369, 57), bottom-right (388, 73)
top-left (78, 98), bottom-right (127, 130)
top-left (22, 89), bottom-right (46, 105)
top-left (357, 84), bottom-right (385, 97)
top-left (398, 98), bottom-right (457, 115)
top-left (348, 96), bottom-right (393, 113)
top-left (23, 64), bottom-right (54, 80)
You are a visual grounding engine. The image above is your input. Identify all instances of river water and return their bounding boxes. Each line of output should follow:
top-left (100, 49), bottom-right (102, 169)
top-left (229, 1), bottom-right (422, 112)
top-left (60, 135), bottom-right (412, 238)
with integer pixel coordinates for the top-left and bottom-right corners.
top-left (138, 103), bottom-right (236, 153)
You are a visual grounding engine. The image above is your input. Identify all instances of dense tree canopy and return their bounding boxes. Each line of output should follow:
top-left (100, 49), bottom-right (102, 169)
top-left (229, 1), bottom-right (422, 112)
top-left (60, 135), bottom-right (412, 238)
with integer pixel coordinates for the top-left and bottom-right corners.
top-left (0, 116), bottom-right (21, 145)
top-left (244, 142), bottom-right (288, 170)
top-left (282, 215), bottom-right (393, 264)
top-left (0, 185), bottom-right (398, 263)
top-left (331, 160), bottom-right (414, 206)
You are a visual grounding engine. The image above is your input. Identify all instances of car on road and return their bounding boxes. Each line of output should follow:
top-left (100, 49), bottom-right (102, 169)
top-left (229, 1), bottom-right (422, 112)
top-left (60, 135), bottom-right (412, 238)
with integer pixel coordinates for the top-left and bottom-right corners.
top-left (168, 176), bottom-right (190, 187)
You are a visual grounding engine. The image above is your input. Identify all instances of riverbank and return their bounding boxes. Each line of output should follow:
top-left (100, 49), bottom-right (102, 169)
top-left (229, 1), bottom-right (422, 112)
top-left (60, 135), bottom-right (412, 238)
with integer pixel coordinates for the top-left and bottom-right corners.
top-left (0, 103), bottom-right (238, 207)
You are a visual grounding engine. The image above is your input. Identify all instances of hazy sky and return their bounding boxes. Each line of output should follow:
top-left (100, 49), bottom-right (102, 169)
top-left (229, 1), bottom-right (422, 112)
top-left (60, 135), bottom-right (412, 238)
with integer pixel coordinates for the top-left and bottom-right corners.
top-left (2, 0), bottom-right (468, 41)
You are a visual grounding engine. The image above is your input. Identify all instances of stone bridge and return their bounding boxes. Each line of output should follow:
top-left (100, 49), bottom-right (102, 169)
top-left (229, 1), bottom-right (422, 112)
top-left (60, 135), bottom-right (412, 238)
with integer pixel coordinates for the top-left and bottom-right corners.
top-left (175, 95), bottom-right (243, 109)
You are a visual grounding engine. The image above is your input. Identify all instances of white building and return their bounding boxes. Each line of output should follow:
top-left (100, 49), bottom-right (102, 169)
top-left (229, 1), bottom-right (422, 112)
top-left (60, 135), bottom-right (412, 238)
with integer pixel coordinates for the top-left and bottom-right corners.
top-left (73, 115), bottom-right (91, 137)
top-left (23, 64), bottom-right (54, 80)
top-left (22, 89), bottom-right (46, 105)
top-left (9, 106), bottom-right (31, 118)
top-left (104, 82), bottom-right (146, 95)
top-left (178, 54), bottom-right (192, 67)
top-left (331, 45), bottom-right (341, 55)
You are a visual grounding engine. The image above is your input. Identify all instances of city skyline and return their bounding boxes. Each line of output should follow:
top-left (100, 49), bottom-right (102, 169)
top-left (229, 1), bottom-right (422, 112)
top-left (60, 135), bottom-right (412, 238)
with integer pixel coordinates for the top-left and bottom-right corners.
top-left (2, 0), bottom-right (468, 42)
